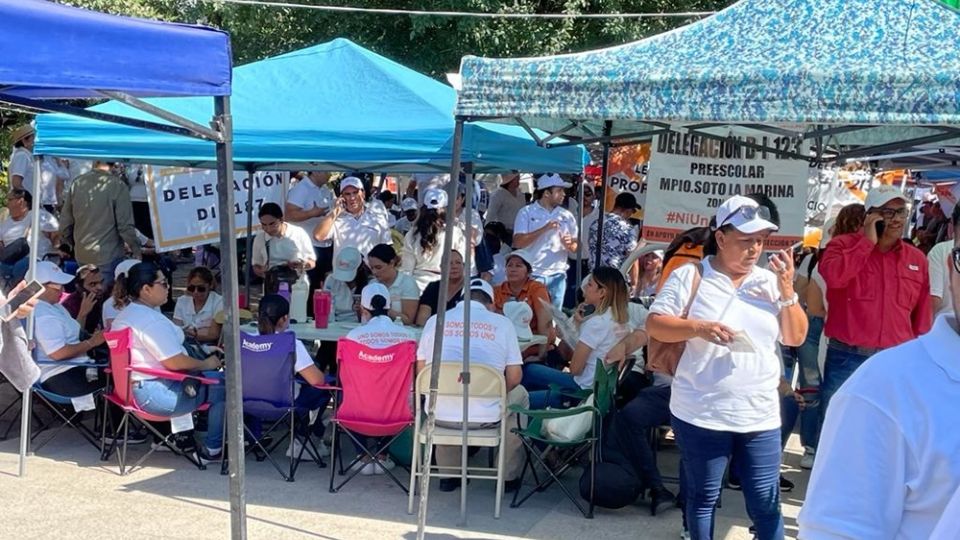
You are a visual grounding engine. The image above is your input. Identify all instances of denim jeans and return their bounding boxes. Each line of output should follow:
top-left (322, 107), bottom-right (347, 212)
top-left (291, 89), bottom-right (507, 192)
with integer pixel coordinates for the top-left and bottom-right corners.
top-left (534, 272), bottom-right (567, 312)
top-left (0, 257), bottom-right (30, 289)
top-left (820, 343), bottom-right (872, 428)
top-left (133, 370), bottom-right (225, 451)
top-left (672, 416), bottom-right (784, 540)
top-left (783, 315), bottom-right (824, 449)
top-left (522, 363), bottom-right (580, 409)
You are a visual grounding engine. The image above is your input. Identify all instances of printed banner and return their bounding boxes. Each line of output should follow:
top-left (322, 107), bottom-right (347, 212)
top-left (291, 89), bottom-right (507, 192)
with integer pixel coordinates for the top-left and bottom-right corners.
top-left (805, 168), bottom-right (873, 226)
top-left (643, 129), bottom-right (808, 251)
top-left (147, 168), bottom-right (287, 252)
top-left (604, 143), bottom-right (650, 219)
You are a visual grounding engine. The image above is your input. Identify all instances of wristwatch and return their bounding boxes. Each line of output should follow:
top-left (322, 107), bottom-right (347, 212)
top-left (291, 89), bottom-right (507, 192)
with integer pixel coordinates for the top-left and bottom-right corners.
top-left (777, 292), bottom-right (799, 309)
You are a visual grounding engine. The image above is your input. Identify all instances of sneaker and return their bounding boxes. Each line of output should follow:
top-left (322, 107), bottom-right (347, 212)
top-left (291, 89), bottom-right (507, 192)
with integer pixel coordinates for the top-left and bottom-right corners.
top-left (197, 446), bottom-right (223, 464)
top-left (285, 439), bottom-right (329, 461)
top-left (800, 447), bottom-right (816, 469)
top-left (680, 528), bottom-right (691, 540)
top-left (373, 456), bottom-right (395, 475)
top-left (348, 459), bottom-right (376, 476)
top-left (104, 430), bottom-right (148, 445)
top-left (725, 476), bottom-right (742, 491)
top-left (779, 475), bottom-right (794, 492)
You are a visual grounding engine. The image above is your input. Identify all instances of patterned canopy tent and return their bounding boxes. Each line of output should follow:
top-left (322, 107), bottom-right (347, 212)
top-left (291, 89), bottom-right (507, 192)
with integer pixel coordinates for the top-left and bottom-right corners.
top-left (455, 0), bottom-right (960, 158)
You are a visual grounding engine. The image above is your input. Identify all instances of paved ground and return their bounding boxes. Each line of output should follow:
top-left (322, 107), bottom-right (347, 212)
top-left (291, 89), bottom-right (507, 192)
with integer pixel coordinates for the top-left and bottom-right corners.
top-left (0, 392), bottom-right (809, 540)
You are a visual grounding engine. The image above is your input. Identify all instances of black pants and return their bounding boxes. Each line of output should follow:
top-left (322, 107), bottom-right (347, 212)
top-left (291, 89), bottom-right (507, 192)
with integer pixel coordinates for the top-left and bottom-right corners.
top-left (42, 366), bottom-right (124, 426)
top-left (564, 259), bottom-right (589, 309)
top-left (617, 382), bottom-right (672, 490)
top-left (306, 245), bottom-right (333, 318)
top-left (132, 201), bottom-right (153, 239)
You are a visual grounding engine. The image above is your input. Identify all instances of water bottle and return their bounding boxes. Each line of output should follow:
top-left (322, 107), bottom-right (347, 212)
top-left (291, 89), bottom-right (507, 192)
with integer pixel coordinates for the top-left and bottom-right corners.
top-left (290, 279), bottom-right (309, 323)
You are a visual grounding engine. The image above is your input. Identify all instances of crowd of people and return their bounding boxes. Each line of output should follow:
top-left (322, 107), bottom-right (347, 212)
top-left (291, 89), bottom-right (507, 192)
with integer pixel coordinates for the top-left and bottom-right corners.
top-left (2, 120), bottom-right (959, 540)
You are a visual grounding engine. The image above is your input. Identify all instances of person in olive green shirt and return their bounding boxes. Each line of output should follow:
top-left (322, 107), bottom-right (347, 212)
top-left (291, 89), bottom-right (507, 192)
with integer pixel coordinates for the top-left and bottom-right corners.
top-left (60, 162), bottom-right (141, 289)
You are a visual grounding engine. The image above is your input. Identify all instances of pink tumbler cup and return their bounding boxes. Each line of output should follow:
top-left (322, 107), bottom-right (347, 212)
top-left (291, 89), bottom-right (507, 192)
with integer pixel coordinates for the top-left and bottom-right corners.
top-left (314, 291), bottom-right (331, 329)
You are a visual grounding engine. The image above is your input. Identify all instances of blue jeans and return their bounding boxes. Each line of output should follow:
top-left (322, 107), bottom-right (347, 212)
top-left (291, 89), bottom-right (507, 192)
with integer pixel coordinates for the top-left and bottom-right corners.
top-left (820, 343), bottom-right (872, 428)
top-left (783, 315), bottom-right (824, 449)
top-left (522, 363), bottom-right (580, 409)
top-left (672, 416), bottom-right (784, 540)
top-left (0, 257), bottom-right (30, 288)
top-left (534, 272), bottom-right (566, 312)
top-left (133, 370), bottom-right (225, 451)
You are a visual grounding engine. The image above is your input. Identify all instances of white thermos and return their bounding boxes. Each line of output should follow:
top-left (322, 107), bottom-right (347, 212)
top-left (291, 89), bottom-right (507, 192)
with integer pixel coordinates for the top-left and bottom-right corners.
top-left (290, 278), bottom-right (309, 323)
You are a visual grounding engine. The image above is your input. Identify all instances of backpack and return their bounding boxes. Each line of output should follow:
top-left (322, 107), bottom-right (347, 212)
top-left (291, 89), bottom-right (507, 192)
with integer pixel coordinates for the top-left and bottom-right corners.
top-left (579, 413), bottom-right (642, 509)
top-left (655, 225), bottom-right (711, 293)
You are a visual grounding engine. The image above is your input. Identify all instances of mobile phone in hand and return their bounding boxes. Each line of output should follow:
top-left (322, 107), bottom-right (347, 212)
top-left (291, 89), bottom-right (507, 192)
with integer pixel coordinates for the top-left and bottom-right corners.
top-left (875, 220), bottom-right (886, 237)
top-left (580, 304), bottom-right (596, 317)
top-left (2, 280), bottom-right (44, 321)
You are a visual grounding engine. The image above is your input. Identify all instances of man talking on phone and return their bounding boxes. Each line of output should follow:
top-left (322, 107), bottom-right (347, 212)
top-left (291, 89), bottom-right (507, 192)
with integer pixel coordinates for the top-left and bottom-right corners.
top-left (312, 176), bottom-right (390, 266)
top-left (818, 185), bottom-right (931, 424)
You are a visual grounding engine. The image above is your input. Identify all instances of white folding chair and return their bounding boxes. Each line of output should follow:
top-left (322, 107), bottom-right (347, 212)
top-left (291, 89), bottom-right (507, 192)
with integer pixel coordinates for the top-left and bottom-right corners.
top-left (408, 363), bottom-right (508, 518)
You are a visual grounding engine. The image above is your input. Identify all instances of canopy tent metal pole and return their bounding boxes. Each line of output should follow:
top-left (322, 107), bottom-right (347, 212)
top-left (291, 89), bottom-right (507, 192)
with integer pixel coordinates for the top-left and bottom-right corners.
top-left (213, 96), bottom-right (246, 540)
top-left (244, 167), bottom-right (255, 308)
top-left (18, 155), bottom-right (44, 477)
top-left (574, 177), bottom-right (584, 301)
top-left (459, 162), bottom-right (474, 526)
top-left (417, 119), bottom-right (465, 540)
top-left (593, 121), bottom-right (613, 271)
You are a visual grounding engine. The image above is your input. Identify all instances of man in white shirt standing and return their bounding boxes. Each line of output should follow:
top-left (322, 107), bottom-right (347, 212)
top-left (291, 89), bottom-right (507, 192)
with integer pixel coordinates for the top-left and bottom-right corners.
top-left (512, 174), bottom-right (578, 311)
top-left (8, 124), bottom-right (35, 194)
top-left (416, 279), bottom-right (528, 493)
top-left (286, 171), bottom-right (335, 314)
top-left (799, 203), bottom-right (960, 540)
top-left (485, 171), bottom-right (526, 238)
top-left (313, 176), bottom-right (391, 264)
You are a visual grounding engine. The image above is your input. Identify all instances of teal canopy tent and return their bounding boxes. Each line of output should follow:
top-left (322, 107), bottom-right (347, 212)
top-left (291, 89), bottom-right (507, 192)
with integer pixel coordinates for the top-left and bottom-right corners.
top-left (36, 38), bottom-right (586, 173)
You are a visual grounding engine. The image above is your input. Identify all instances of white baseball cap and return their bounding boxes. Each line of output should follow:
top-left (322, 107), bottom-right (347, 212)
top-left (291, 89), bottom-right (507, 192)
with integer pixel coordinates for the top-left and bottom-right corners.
top-left (114, 259), bottom-right (141, 280)
top-left (35, 261), bottom-right (74, 285)
top-left (340, 176), bottom-right (364, 192)
top-left (400, 197), bottom-right (418, 212)
top-left (423, 188), bottom-right (448, 210)
top-left (864, 185), bottom-right (909, 211)
top-left (332, 246), bottom-right (362, 282)
top-left (360, 282), bottom-right (390, 311)
top-left (715, 196), bottom-right (779, 234)
top-left (536, 173), bottom-right (571, 191)
top-left (505, 248), bottom-right (534, 269)
top-left (469, 278), bottom-right (495, 303)
top-left (503, 301), bottom-right (534, 340)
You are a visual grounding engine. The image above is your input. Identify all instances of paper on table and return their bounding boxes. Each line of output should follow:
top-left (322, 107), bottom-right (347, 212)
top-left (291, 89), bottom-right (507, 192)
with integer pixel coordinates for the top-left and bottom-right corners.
top-left (726, 331), bottom-right (757, 354)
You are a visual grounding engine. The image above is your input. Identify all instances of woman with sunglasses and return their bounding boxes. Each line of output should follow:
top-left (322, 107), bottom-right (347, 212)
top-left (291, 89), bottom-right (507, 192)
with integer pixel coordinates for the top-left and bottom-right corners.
top-left (111, 262), bottom-right (226, 462)
top-left (173, 266), bottom-right (223, 344)
top-left (647, 195), bottom-right (807, 540)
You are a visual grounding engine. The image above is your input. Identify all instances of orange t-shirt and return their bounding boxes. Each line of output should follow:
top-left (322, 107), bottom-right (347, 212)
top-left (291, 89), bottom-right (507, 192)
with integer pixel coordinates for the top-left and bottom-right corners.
top-left (493, 279), bottom-right (555, 352)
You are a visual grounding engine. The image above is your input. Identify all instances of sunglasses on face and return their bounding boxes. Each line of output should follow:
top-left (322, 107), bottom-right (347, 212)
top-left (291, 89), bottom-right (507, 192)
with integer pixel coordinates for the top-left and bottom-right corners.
top-left (719, 205), bottom-right (771, 228)
top-left (873, 207), bottom-right (910, 219)
top-left (952, 247), bottom-right (960, 274)
top-left (187, 285), bottom-right (208, 293)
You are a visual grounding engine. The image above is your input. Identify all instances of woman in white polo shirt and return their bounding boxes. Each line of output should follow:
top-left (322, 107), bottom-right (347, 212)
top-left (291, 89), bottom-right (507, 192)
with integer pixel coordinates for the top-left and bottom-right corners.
top-left (401, 188), bottom-right (467, 293)
top-left (111, 262), bottom-right (226, 462)
top-left (647, 196), bottom-right (807, 540)
top-left (367, 244), bottom-right (419, 326)
top-left (173, 266), bottom-right (223, 344)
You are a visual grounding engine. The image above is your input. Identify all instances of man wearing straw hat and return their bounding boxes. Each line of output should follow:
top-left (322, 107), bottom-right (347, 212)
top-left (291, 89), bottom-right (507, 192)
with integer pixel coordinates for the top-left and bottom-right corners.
top-left (8, 124), bottom-right (35, 194)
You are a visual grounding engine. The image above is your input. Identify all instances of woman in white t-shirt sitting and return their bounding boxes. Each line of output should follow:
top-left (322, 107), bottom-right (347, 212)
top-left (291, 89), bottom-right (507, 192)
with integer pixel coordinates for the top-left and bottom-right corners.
top-left (250, 294), bottom-right (332, 460)
top-left (32, 261), bottom-right (106, 397)
top-left (647, 196), bottom-right (807, 540)
top-left (522, 266), bottom-right (631, 410)
top-left (367, 244), bottom-right (419, 326)
top-left (111, 262), bottom-right (226, 463)
top-left (173, 266), bottom-right (223, 344)
top-left (342, 283), bottom-right (416, 474)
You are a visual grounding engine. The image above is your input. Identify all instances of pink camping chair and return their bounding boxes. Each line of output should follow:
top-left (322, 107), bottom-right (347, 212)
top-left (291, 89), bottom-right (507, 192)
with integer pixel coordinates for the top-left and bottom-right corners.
top-left (328, 338), bottom-right (416, 493)
top-left (101, 328), bottom-right (220, 475)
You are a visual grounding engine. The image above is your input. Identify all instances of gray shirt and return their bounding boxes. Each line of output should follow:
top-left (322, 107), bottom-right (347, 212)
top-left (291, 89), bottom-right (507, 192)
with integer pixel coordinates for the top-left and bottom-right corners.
top-left (60, 170), bottom-right (141, 267)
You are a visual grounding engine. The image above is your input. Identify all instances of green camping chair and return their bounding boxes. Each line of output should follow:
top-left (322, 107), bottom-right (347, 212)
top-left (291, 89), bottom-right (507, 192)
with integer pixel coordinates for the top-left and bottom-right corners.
top-left (509, 361), bottom-right (619, 518)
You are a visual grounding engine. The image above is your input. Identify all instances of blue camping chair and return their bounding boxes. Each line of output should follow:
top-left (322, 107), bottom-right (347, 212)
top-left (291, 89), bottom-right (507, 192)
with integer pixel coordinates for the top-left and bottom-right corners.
top-left (31, 360), bottom-right (105, 452)
top-left (221, 331), bottom-right (326, 481)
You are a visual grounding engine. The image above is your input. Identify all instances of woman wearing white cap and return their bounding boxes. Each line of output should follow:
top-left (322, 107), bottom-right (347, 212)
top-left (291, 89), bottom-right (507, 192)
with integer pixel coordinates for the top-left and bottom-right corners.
top-left (323, 246), bottom-right (371, 322)
top-left (646, 195), bottom-right (807, 540)
top-left (102, 258), bottom-right (149, 330)
top-left (32, 261), bottom-right (106, 397)
top-left (401, 187), bottom-right (467, 293)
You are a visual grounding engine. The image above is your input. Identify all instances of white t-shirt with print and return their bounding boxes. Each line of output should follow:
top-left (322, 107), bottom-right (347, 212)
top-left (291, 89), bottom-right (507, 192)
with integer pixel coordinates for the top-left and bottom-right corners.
top-left (374, 272), bottom-right (420, 315)
top-left (286, 180), bottom-right (334, 248)
top-left (173, 291), bottom-right (224, 331)
top-left (34, 301), bottom-right (95, 382)
top-left (574, 310), bottom-right (630, 389)
top-left (112, 302), bottom-right (186, 380)
top-left (345, 315), bottom-right (415, 349)
top-left (251, 222), bottom-right (316, 272)
top-left (513, 201), bottom-right (578, 276)
top-left (417, 301), bottom-right (522, 423)
top-left (0, 210), bottom-right (58, 256)
top-left (929, 240), bottom-right (953, 318)
top-left (9, 148), bottom-right (34, 194)
top-left (650, 258), bottom-right (783, 433)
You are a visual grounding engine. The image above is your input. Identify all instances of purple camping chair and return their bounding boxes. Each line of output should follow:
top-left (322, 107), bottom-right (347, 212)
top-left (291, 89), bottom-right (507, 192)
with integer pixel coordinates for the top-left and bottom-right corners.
top-left (220, 331), bottom-right (326, 481)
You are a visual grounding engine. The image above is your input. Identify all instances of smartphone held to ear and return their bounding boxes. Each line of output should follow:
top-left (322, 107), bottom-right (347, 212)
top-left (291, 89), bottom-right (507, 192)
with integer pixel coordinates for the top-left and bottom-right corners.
top-left (580, 304), bottom-right (596, 317)
top-left (875, 220), bottom-right (886, 237)
top-left (2, 280), bottom-right (44, 321)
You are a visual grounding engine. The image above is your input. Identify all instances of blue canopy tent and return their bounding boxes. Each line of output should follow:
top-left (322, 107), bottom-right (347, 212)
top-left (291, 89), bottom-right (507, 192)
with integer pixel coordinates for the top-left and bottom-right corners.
top-left (35, 38), bottom-right (586, 173)
top-left (1, 2), bottom-right (247, 538)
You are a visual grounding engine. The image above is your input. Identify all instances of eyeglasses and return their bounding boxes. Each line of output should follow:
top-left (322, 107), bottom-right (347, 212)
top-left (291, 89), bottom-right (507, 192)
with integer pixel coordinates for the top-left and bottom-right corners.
top-left (952, 247), bottom-right (960, 274)
top-left (873, 207), bottom-right (910, 219)
top-left (187, 285), bottom-right (208, 293)
top-left (152, 279), bottom-right (169, 289)
top-left (719, 205), bottom-right (771, 228)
